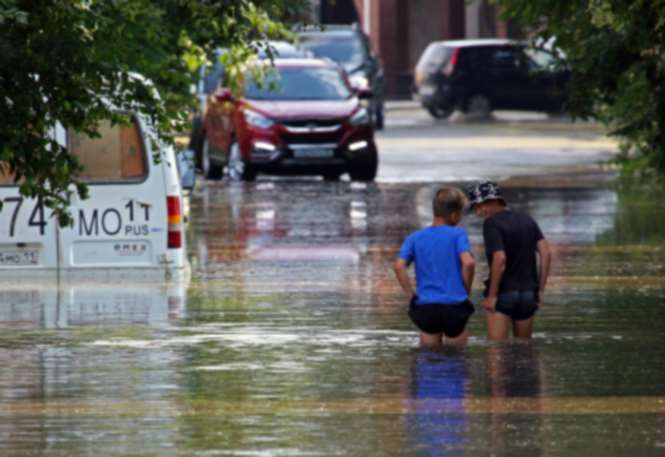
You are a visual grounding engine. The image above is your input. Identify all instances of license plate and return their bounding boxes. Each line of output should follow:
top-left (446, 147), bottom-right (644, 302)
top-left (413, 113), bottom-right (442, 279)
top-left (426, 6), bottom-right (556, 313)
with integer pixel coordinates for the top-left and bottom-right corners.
top-left (0, 249), bottom-right (39, 266)
top-left (419, 85), bottom-right (436, 96)
top-left (293, 148), bottom-right (334, 159)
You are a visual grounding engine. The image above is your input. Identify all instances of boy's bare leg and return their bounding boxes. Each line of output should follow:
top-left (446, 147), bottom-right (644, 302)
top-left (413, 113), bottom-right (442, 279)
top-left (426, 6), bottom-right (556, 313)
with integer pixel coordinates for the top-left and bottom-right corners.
top-left (513, 317), bottom-right (535, 338)
top-left (419, 331), bottom-right (443, 347)
top-left (486, 312), bottom-right (511, 340)
top-left (444, 330), bottom-right (468, 345)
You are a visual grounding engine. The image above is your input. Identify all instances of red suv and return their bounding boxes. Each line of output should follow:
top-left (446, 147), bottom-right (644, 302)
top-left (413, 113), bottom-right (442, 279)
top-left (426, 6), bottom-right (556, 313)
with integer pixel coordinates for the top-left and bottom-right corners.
top-left (200, 59), bottom-right (378, 181)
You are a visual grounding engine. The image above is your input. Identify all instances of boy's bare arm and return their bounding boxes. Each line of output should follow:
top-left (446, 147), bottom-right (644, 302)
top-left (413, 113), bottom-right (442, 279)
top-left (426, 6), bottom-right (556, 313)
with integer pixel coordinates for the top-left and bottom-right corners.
top-left (484, 250), bottom-right (506, 312)
top-left (536, 239), bottom-right (552, 306)
top-left (393, 258), bottom-right (415, 300)
top-left (459, 252), bottom-right (475, 294)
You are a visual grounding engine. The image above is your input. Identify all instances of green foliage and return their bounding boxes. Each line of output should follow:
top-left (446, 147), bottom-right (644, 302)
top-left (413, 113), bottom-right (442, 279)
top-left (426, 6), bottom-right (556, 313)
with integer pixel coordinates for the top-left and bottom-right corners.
top-left (0, 0), bottom-right (307, 225)
top-left (495, 0), bottom-right (665, 174)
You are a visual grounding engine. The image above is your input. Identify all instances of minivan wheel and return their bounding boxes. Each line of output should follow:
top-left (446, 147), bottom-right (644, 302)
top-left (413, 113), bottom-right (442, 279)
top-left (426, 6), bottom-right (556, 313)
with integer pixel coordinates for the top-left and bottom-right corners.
top-left (201, 137), bottom-right (223, 180)
top-left (322, 171), bottom-right (341, 181)
top-left (427, 106), bottom-right (454, 119)
top-left (464, 94), bottom-right (492, 117)
top-left (348, 148), bottom-right (378, 182)
top-left (228, 141), bottom-right (256, 181)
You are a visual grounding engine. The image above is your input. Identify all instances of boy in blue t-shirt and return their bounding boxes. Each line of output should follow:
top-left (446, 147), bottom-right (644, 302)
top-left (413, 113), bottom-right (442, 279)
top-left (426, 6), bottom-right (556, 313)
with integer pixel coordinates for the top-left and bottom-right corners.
top-left (394, 186), bottom-right (476, 346)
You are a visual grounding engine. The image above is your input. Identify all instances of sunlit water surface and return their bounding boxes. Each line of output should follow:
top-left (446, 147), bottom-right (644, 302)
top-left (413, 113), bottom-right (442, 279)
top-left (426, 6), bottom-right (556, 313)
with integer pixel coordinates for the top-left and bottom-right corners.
top-left (1, 180), bottom-right (665, 456)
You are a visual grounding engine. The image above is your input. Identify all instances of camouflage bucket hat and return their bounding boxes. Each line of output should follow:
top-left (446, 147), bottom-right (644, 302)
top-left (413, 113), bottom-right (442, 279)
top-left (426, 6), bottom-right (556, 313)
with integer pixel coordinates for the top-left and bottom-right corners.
top-left (466, 181), bottom-right (505, 209)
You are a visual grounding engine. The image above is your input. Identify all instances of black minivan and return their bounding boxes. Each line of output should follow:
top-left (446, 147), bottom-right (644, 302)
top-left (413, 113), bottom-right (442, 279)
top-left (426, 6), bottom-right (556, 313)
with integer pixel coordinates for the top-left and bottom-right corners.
top-left (413, 39), bottom-right (569, 119)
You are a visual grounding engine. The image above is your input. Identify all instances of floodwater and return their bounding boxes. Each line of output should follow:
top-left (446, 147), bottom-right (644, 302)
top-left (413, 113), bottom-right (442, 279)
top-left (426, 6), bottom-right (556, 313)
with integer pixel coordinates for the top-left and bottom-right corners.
top-left (2, 177), bottom-right (665, 456)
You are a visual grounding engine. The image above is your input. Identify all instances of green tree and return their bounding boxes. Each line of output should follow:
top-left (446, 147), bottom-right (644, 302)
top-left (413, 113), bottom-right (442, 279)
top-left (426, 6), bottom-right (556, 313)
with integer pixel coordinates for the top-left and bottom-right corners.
top-left (495, 0), bottom-right (665, 174)
top-left (0, 0), bottom-right (308, 224)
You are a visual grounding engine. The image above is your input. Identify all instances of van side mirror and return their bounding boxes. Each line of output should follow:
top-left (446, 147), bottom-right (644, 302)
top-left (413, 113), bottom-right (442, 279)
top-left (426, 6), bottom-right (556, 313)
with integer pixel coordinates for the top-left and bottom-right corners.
top-left (214, 87), bottom-right (234, 103)
top-left (356, 87), bottom-right (373, 100)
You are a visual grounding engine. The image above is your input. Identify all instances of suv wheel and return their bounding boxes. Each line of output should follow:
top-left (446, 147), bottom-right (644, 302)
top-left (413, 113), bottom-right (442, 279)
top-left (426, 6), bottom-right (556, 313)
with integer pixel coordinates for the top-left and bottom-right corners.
top-left (228, 141), bottom-right (256, 181)
top-left (427, 106), bottom-right (454, 119)
top-left (464, 94), bottom-right (492, 117)
top-left (348, 148), bottom-right (378, 182)
top-left (201, 136), bottom-right (223, 180)
top-left (189, 116), bottom-right (205, 171)
top-left (374, 105), bottom-right (385, 130)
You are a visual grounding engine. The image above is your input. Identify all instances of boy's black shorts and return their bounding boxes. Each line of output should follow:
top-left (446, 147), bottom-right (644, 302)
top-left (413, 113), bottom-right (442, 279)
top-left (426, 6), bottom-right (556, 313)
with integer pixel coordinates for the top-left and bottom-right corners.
top-left (495, 289), bottom-right (538, 321)
top-left (408, 298), bottom-right (475, 338)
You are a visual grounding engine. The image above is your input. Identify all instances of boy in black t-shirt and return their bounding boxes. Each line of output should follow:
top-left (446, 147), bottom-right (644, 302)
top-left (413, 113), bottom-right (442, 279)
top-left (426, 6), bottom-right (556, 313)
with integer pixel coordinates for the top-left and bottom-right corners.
top-left (467, 181), bottom-right (552, 340)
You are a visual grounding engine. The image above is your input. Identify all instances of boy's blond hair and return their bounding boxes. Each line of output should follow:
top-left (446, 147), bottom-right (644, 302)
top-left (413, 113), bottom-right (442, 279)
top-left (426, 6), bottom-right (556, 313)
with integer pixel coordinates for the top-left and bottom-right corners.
top-left (432, 186), bottom-right (467, 224)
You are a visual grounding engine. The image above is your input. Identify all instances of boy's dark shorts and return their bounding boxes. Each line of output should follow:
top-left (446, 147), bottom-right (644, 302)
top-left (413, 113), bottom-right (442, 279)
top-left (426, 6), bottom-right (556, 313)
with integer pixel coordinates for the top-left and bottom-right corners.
top-left (408, 298), bottom-right (475, 338)
top-left (495, 289), bottom-right (538, 321)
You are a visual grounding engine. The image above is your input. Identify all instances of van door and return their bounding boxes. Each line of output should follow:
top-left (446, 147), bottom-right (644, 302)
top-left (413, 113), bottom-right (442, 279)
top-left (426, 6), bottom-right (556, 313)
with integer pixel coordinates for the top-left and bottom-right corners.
top-left (57, 115), bottom-right (174, 271)
top-left (0, 139), bottom-right (59, 271)
top-left (0, 192), bottom-right (58, 270)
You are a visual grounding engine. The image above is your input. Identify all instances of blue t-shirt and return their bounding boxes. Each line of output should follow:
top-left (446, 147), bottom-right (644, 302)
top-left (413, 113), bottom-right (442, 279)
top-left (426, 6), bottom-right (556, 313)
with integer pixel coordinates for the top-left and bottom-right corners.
top-left (399, 225), bottom-right (471, 305)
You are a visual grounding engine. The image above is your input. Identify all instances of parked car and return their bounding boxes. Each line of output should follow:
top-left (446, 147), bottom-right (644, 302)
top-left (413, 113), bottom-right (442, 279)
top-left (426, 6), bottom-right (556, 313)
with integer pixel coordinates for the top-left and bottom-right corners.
top-left (0, 114), bottom-right (188, 278)
top-left (189, 41), bottom-right (311, 174)
top-left (413, 39), bottom-right (570, 119)
top-left (201, 58), bottom-right (378, 181)
top-left (298, 25), bottom-right (385, 130)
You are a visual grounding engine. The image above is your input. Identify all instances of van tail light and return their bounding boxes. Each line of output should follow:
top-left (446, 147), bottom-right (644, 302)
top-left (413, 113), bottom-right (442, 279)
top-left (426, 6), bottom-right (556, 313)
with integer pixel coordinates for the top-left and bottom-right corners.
top-left (442, 48), bottom-right (460, 77)
top-left (166, 196), bottom-right (182, 249)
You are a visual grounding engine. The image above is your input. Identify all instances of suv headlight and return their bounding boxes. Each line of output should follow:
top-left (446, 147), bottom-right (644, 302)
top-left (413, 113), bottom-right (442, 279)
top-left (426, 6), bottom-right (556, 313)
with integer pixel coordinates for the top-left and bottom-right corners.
top-left (244, 109), bottom-right (274, 129)
top-left (349, 108), bottom-right (370, 126)
top-left (349, 72), bottom-right (369, 90)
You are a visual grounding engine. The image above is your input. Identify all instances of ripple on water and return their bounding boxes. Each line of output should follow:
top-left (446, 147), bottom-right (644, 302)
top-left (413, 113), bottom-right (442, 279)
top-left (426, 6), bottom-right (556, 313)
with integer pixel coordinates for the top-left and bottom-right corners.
top-left (89, 327), bottom-right (416, 350)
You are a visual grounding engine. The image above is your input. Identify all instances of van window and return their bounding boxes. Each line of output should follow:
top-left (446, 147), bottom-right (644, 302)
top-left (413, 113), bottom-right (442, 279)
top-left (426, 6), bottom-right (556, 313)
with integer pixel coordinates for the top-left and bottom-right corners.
top-left (68, 118), bottom-right (147, 183)
top-left (0, 163), bottom-right (16, 185)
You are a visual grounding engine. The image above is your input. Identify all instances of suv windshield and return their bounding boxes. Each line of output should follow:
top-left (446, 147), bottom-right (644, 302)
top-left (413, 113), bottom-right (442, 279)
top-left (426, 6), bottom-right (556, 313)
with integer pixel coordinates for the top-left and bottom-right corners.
top-left (245, 67), bottom-right (352, 101)
top-left (299, 36), bottom-right (364, 70)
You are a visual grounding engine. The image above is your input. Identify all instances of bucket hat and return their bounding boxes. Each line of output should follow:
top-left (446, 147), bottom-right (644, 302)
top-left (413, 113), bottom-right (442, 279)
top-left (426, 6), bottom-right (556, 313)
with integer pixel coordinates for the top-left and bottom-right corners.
top-left (466, 181), bottom-right (505, 209)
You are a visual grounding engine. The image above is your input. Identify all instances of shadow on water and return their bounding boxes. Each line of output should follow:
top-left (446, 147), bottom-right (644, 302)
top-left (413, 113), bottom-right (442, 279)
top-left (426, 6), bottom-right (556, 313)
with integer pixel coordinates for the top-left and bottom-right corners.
top-left (2, 177), bottom-right (665, 455)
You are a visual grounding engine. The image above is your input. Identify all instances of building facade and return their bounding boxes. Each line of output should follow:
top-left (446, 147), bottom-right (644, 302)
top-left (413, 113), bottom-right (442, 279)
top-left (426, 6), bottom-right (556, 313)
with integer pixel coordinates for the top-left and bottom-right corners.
top-left (313, 0), bottom-right (518, 98)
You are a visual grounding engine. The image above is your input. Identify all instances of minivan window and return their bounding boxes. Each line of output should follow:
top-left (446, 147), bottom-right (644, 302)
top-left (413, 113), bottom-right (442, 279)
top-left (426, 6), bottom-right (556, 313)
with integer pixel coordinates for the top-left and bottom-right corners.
top-left (524, 48), bottom-right (557, 71)
top-left (490, 48), bottom-right (521, 70)
top-left (68, 118), bottom-right (147, 183)
top-left (416, 43), bottom-right (452, 71)
top-left (245, 67), bottom-right (352, 101)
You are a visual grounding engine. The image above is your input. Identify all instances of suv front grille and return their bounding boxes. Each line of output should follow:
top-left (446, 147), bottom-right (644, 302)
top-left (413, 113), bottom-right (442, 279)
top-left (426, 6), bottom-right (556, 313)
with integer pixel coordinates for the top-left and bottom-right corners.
top-left (281, 119), bottom-right (342, 128)
top-left (280, 119), bottom-right (343, 135)
top-left (279, 119), bottom-right (346, 145)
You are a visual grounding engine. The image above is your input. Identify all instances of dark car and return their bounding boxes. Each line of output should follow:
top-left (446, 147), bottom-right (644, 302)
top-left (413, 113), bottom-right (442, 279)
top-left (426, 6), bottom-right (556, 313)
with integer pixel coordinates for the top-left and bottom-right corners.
top-left (413, 39), bottom-right (569, 119)
top-left (200, 58), bottom-right (378, 181)
top-left (298, 25), bottom-right (385, 130)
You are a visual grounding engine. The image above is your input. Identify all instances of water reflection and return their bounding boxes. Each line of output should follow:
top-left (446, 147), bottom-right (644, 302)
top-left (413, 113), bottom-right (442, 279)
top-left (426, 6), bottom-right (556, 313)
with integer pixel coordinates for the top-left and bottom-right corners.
top-left (0, 273), bottom-right (188, 457)
top-left (406, 348), bottom-right (470, 456)
top-left (0, 274), bottom-right (188, 329)
top-left (484, 342), bottom-right (545, 456)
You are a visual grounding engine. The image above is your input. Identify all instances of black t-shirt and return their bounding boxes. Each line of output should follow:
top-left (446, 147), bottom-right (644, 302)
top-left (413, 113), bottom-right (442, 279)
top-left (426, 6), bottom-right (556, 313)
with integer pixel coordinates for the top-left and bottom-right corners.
top-left (483, 209), bottom-right (544, 294)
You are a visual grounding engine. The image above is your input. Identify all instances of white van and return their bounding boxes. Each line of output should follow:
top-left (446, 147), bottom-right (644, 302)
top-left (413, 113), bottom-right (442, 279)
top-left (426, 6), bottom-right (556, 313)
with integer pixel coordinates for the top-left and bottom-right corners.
top-left (0, 114), bottom-right (188, 279)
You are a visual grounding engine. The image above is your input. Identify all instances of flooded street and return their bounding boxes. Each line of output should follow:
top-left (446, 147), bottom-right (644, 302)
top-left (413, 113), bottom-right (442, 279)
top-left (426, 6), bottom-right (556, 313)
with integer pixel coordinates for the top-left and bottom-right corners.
top-left (2, 114), bottom-right (665, 456)
top-left (2, 177), bottom-right (665, 456)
